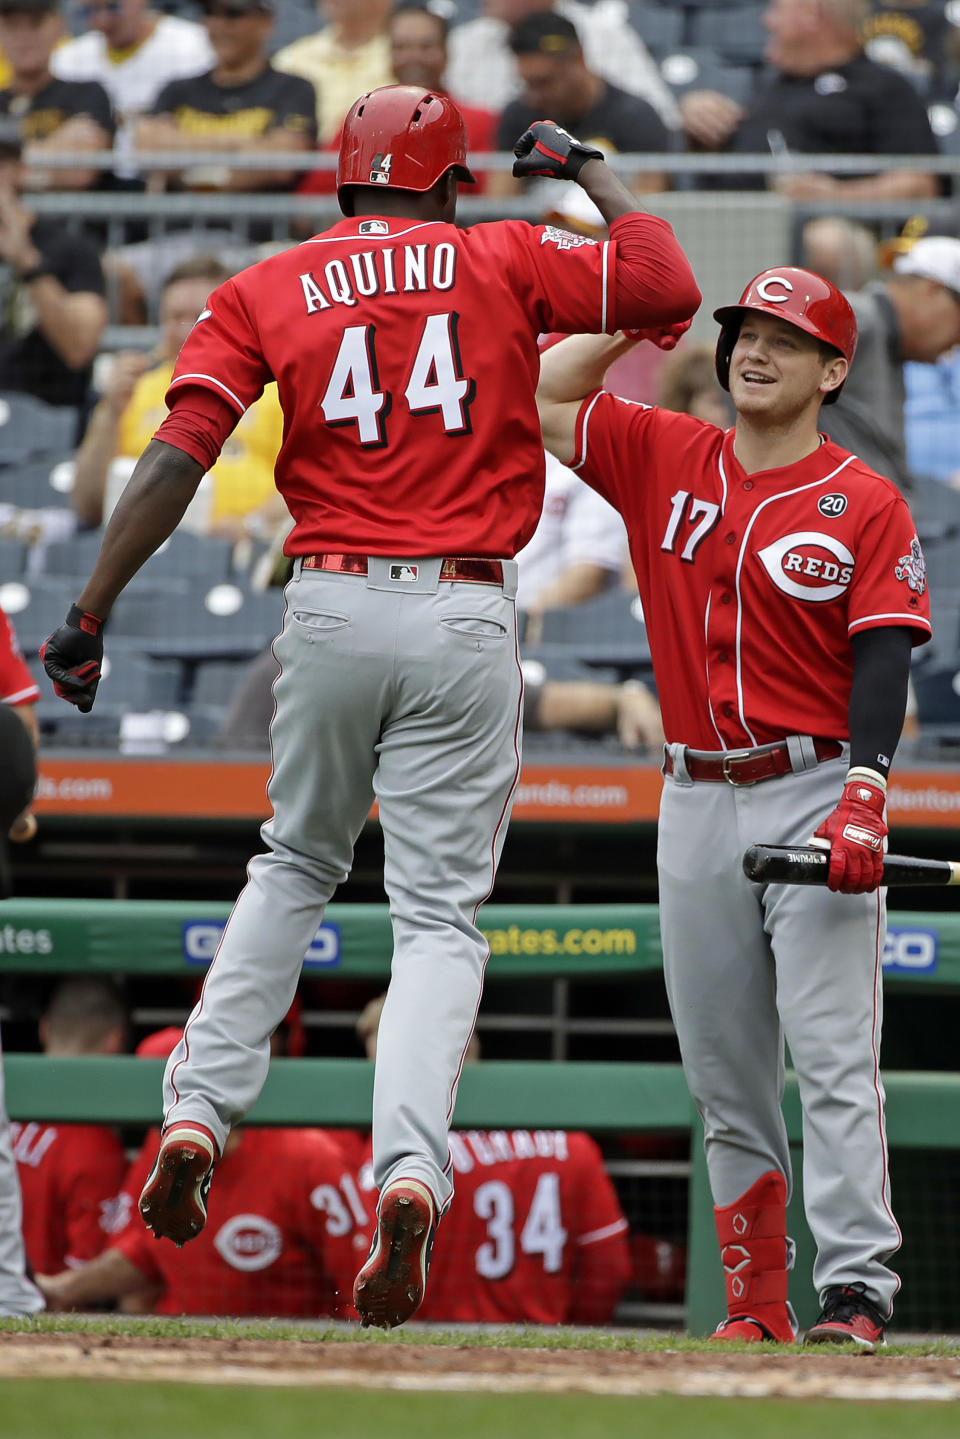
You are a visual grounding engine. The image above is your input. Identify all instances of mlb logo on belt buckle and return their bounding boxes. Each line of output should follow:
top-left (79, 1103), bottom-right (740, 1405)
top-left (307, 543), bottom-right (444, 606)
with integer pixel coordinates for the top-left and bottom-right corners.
top-left (389, 563), bottom-right (419, 582)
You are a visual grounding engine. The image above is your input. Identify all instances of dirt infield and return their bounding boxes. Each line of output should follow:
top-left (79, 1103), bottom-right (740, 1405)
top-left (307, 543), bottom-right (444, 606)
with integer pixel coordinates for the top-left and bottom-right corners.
top-left (2, 1332), bottom-right (960, 1402)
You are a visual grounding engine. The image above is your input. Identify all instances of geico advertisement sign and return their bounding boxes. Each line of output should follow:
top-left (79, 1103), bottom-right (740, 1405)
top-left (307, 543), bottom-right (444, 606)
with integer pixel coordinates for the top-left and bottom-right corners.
top-left (881, 927), bottom-right (938, 974)
top-left (182, 921), bottom-right (340, 969)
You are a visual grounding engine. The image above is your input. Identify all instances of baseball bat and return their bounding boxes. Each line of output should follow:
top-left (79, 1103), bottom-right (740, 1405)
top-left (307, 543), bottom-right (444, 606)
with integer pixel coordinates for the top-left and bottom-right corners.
top-left (742, 844), bottom-right (960, 888)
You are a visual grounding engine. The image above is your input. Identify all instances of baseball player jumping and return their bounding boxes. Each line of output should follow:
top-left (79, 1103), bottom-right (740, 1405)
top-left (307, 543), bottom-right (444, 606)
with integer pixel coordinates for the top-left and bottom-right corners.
top-left (536, 269), bottom-right (931, 1348)
top-left (41, 86), bottom-right (700, 1328)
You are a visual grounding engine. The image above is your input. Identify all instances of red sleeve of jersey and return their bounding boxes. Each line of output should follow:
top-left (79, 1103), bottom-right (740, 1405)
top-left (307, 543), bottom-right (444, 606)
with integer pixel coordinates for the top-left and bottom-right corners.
top-left (566, 1134), bottom-right (631, 1325)
top-left (607, 213), bottom-right (702, 330)
top-left (0, 609), bottom-right (40, 703)
top-left (60, 1128), bottom-right (130, 1267)
top-left (293, 1130), bottom-right (373, 1318)
top-left (570, 388), bottom-right (658, 510)
top-left (847, 493), bottom-right (932, 646)
top-left (153, 385), bottom-right (241, 472)
top-left (107, 1139), bottom-right (165, 1283)
top-left (503, 212), bottom-right (698, 338)
top-left (166, 276), bottom-right (272, 417)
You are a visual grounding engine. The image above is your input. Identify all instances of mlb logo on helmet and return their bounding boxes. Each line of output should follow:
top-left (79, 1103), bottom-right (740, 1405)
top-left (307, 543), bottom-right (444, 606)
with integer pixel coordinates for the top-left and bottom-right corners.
top-left (369, 151), bottom-right (393, 184)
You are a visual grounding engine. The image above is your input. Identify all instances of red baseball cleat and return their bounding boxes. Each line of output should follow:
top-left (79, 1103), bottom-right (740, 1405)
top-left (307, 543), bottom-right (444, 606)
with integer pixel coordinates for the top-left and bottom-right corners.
top-left (138, 1124), bottom-right (217, 1247)
top-left (353, 1178), bottom-right (436, 1329)
top-left (710, 1313), bottom-right (796, 1344)
top-left (804, 1284), bottom-right (887, 1350)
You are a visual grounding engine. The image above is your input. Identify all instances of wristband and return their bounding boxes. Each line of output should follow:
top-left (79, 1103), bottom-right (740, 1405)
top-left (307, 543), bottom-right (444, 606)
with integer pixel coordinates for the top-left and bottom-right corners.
top-left (67, 603), bottom-right (105, 636)
top-left (846, 765), bottom-right (887, 792)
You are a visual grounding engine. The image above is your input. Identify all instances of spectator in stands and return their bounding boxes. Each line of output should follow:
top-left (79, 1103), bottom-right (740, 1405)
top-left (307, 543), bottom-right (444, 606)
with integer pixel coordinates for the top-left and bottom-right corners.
top-left (904, 347), bottom-right (960, 487)
top-left (446, 0), bottom-right (679, 133)
top-left (863, 1), bottom-right (960, 99)
top-left (272, 0), bottom-right (393, 146)
top-left (355, 992), bottom-right (632, 1325)
top-left (298, 5), bottom-right (497, 200)
top-left (49, 0), bottom-right (214, 181)
top-left (822, 235), bottom-right (960, 486)
top-left (490, 12), bottom-right (672, 199)
top-left (657, 343), bottom-right (732, 429)
top-left (0, 0), bottom-right (112, 191)
top-left (517, 449), bottom-right (629, 633)
top-left (11, 978), bottom-right (130, 1278)
top-left (0, 117), bottom-right (107, 413)
top-left (111, 0), bottom-right (317, 319)
top-left (682, 0), bottom-right (940, 201)
top-left (0, 703), bottom-right (43, 1317)
top-left (523, 666), bottom-right (664, 754)
top-left (36, 1026), bottom-right (371, 1318)
top-left (801, 214), bottom-right (878, 290)
top-left (134, 1), bottom-right (315, 196)
top-left (71, 255), bottom-right (287, 541)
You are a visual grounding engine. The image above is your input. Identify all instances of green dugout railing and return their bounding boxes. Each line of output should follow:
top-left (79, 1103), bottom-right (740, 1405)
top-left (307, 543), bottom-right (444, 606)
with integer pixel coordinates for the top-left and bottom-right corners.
top-left (3, 900), bottom-right (960, 1331)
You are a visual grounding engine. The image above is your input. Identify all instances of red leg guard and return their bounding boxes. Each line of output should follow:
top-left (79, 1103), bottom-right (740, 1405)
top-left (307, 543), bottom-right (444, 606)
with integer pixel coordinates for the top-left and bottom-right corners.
top-left (710, 1170), bottom-right (796, 1343)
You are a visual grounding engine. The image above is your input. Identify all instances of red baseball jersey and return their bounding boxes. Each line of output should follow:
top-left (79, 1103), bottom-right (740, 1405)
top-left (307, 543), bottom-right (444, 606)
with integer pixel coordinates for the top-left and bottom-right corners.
top-left (11, 1121), bottom-right (128, 1274)
top-left (109, 1127), bottom-right (371, 1317)
top-left (362, 1129), bottom-right (630, 1324)
top-left (572, 399), bottom-right (932, 748)
top-left (0, 609), bottom-right (40, 705)
top-left (165, 215), bottom-right (623, 559)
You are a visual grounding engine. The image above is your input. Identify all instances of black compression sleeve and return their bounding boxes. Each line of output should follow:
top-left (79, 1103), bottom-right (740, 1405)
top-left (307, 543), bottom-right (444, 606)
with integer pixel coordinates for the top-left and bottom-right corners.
top-left (848, 626), bottom-right (914, 777)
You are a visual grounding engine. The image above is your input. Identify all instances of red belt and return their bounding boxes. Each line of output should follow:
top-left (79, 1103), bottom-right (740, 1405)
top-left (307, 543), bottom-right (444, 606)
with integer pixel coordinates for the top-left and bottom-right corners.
top-left (301, 553), bottom-right (504, 585)
top-left (664, 738), bottom-right (844, 787)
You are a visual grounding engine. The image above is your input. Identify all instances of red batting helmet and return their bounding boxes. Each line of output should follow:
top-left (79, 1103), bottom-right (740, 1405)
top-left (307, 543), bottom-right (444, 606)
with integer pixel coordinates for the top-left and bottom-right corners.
top-left (713, 267), bottom-right (858, 405)
top-left (337, 85), bottom-right (476, 214)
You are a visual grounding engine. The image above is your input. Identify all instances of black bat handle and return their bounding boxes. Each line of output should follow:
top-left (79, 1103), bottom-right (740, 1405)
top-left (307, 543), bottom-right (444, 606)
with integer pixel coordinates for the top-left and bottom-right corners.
top-left (742, 844), bottom-right (960, 887)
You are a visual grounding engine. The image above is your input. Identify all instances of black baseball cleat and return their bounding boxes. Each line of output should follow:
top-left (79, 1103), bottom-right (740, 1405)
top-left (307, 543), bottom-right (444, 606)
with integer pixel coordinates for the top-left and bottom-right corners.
top-left (138, 1124), bottom-right (217, 1247)
top-left (353, 1179), bottom-right (436, 1329)
top-left (804, 1283), bottom-right (887, 1350)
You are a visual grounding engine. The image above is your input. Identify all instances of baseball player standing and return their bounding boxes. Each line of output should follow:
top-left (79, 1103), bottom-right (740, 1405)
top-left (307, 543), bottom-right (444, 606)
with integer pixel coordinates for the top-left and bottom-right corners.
top-left (536, 269), bottom-right (932, 1348)
top-left (41, 85), bottom-right (700, 1329)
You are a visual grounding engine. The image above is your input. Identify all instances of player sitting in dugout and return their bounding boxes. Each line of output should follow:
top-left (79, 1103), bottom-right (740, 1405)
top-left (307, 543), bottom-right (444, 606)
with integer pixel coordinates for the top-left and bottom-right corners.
top-left (35, 1024), bottom-right (371, 1318)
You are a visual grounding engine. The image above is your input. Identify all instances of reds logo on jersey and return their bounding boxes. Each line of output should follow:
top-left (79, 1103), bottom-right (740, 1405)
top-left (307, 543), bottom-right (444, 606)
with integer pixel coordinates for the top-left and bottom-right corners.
top-left (757, 531), bottom-right (855, 602)
top-left (213, 1213), bottom-right (283, 1271)
top-left (894, 535), bottom-right (926, 596)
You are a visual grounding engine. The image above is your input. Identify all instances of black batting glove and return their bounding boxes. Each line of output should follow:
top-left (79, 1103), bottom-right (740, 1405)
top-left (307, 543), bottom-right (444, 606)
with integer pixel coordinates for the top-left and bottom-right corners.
top-left (512, 120), bottom-right (604, 182)
top-left (40, 604), bottom-right (105, 713)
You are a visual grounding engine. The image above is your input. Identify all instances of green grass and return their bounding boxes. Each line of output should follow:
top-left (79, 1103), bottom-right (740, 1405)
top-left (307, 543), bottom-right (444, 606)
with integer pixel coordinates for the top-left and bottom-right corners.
top-left (2, 1312), bottom-right (960, 1357)
top-left (0, 1381), bottom-right (957, 1439)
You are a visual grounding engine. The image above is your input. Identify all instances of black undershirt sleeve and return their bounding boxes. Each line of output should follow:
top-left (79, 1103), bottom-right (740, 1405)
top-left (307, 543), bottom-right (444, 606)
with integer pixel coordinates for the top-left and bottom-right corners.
top-left (848, 626), bottom-right (914, 777)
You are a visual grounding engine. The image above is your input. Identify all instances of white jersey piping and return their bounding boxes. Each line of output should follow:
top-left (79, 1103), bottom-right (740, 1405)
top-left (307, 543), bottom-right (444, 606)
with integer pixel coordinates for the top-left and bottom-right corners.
top-left (733, 454), bottom-right (857, 746)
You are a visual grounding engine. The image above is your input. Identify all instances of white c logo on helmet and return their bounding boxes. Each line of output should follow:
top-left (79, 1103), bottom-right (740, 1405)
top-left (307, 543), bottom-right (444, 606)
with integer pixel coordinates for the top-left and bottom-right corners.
top-left (755, 276), bottom-right (794, 304)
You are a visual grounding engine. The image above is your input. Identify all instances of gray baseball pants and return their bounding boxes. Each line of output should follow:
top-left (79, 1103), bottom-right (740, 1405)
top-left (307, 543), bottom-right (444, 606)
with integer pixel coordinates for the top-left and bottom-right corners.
top-left (163, 558), bottom-right (523, 1214)
top-left (657, 746), bottom-right (900, 1315)
top-left (0, 1033), bottom-right (44, 1315)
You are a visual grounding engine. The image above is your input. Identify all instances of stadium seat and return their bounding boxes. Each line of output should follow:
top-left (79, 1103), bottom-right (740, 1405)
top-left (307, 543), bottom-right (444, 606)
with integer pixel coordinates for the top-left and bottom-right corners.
top-left (624, 2), bottom-right (684, 56)
top-left (689, 6), bottom-right (768, 66)
top-left (189, 658), bottom-right (251, 709)
top-left (1, 579), bottom-right (78, 656)
top-left (538, 590), bottom-right (652, 673)
top-left (0, 456), bottom-right (75, 511)
top-left (520, 646), bottom-right (620, 686)
top-left (912, 659), bottom-right (960, 742)
top-left (122, 582), bottom-right (286, 660)
top-left (0, 392), bottom-right (78, 464)
top-left (911, 478), bottom-right (960, 543)
top-left (139, 532), bottom-right (237, 583)
top-left (0, 538), bottom-right (29, 579)
top-left (659, 48), bottom-right (756, 106)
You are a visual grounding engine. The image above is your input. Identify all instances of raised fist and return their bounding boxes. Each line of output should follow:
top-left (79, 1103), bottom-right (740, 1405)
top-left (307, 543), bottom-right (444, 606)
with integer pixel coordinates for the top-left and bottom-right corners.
top-left (40, 605), bottom-right (105, 713)
top-left (512, 121), bottom-right (604, 182)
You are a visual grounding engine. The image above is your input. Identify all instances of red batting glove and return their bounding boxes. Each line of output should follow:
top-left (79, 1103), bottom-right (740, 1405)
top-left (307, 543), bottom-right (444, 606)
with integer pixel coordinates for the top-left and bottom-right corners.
top-left (811, 770), bottom-right (887, 894)
top-left (622, 319), bottom-right (693, 351)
